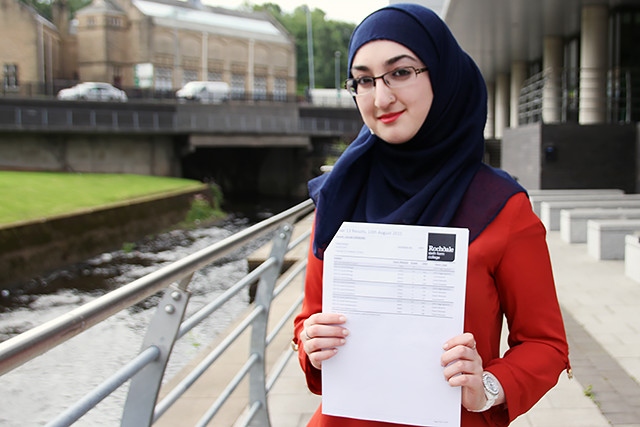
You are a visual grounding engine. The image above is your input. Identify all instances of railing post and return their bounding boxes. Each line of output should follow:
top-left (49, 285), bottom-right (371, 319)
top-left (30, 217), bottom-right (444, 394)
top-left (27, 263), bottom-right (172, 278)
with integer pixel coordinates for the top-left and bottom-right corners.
top-left (120, 283), bottom-right (191, 427)
top-left (247, 223), bottom-right (293, 427)
top-left (625, 70), bottom-right (631, 123)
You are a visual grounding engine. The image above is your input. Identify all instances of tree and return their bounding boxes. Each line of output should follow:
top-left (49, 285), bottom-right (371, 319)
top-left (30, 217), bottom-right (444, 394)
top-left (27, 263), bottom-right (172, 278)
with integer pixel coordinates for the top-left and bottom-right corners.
top-left (19, 0), bottom-right (92, 20)
top-left (252, 3), bottom-right (355, 94)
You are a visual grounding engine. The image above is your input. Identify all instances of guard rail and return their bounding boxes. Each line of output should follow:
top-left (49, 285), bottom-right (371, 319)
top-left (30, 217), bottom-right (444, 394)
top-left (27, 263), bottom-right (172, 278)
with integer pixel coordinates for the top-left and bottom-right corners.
top-left (0, 198), bottom-right (315, 426)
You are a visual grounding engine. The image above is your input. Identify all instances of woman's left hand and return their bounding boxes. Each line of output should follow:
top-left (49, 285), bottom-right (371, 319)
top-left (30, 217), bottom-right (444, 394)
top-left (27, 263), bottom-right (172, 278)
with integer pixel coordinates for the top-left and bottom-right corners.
top-left (441, 332), bottom-right (487, 411)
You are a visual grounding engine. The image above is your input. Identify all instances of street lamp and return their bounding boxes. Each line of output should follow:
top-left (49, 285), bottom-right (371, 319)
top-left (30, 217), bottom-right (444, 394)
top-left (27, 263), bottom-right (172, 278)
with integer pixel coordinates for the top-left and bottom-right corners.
top-left (335, 51), bottom-right (341, 98)
top-left (305, 6), bottom-right (315, 90)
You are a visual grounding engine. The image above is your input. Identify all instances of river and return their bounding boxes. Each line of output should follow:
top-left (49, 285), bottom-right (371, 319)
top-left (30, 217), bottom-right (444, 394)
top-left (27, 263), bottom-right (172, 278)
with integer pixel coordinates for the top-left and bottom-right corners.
top-left (0, 198), bottom-right (299, 426)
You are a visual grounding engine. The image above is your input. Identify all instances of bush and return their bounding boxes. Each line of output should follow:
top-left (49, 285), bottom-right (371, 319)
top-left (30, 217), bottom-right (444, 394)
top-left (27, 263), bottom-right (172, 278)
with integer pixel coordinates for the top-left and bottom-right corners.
top-left (184, 184), bottom-right (225, 226)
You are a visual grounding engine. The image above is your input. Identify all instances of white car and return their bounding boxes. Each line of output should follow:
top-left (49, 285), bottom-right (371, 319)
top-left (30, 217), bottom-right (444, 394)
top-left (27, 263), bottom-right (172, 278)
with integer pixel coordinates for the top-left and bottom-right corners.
top-left (176, 81), bottom-right (230, 103)
top-left (57, 82), bottom-right (128, 101)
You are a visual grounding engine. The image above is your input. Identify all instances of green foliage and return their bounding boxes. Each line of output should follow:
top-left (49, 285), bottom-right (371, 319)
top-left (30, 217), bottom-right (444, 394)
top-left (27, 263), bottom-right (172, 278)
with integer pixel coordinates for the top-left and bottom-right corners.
top-left (253, 3), bottom-right (356, 94)
top-left (0, 171), bottom-right (205, 225)
top-left (583, 384), bottom-right (595, 400)
top-left (324, 139), bottom-right (350, 165)
top-left (184, 193), bottom-right (225, 226)
top-left (24, 0), bottom-right (355, 96)
top-left (19, 0), bottom-right (92, 21)
top-left (122, 242), bottom-right (136, 253)
top-left (208, 182), bottom-right (224, 211)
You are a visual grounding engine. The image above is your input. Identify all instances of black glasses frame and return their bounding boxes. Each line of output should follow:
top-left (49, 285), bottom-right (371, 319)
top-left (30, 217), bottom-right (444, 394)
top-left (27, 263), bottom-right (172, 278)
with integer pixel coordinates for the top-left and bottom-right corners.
top-left (344, 66), bottom-right (429, 96)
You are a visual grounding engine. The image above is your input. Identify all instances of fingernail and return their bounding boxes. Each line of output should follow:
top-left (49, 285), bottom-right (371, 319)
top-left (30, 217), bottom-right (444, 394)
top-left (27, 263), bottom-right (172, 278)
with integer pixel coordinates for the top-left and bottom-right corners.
top-left (339, 316), bottom-right (347, 322)
top-left (342, 329), bottom-right (350, 336)
top-left (442, 342), bottom-right (450, 350)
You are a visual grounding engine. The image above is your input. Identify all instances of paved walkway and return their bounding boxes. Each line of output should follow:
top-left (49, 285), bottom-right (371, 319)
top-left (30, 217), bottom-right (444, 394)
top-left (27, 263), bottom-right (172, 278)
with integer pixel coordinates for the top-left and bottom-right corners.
top-left (268, 230), bottom-right (640, 427)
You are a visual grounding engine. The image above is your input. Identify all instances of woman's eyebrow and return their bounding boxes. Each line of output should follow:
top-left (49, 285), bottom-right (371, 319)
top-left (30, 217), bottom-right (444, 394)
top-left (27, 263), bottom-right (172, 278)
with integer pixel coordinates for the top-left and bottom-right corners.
top-left (351, 54), bottom-right (419, 73)
top-left (385, 54), bottom-right (418, 66)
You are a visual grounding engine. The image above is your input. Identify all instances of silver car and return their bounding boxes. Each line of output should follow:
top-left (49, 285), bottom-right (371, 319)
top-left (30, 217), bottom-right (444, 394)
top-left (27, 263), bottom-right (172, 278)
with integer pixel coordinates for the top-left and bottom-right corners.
top-left (57, 82), bottom-right (128, 101)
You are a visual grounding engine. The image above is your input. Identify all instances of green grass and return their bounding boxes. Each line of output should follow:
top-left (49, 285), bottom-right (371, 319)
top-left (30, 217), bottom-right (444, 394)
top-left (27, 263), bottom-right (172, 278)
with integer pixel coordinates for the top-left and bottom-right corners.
top-left (0, 171), bottom-right (205, 226)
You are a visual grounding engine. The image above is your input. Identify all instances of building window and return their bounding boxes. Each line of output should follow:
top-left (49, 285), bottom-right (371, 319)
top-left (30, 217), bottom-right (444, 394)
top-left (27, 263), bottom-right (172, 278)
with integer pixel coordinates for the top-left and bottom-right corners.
top-left (183, 69), bottom-right (198, 86)
top-left (87, 17), bottom-right (95, 27)
top-left (3, 64), bottom-right (18, 91)
top-left (208, 71), bottom-right (223, 82)
top-left (274, 77), bottom-right (287, 101)
top-left (231, 73), bottom-right (245, 100)
top-left (107, 16), bottom-right (122, 27)
top-left (155, 67), bottom-right (173, 91)
top-left (253, 76), bottom-right (267, 100)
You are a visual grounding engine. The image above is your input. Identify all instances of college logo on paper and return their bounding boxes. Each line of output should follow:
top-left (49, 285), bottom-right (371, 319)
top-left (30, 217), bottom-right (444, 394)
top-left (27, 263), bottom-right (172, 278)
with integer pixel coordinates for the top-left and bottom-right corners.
top-left (427, 233), bottom-right (456, 262)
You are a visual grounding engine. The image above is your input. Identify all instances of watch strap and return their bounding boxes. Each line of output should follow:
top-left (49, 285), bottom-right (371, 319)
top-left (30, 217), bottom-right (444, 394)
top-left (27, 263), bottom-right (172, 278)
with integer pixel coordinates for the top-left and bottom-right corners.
top-left (469, 372), bottom-right (499, 412)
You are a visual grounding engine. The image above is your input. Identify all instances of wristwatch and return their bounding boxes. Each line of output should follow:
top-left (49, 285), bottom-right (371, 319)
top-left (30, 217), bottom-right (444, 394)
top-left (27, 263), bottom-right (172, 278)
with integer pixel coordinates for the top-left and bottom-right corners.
top-left (471, 372), bottom-right (500, 412)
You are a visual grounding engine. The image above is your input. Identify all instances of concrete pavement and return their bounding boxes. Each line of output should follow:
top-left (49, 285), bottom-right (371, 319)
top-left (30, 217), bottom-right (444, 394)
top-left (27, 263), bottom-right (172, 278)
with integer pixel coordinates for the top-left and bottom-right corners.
top-left (268, 229), bottom-right (640, 427)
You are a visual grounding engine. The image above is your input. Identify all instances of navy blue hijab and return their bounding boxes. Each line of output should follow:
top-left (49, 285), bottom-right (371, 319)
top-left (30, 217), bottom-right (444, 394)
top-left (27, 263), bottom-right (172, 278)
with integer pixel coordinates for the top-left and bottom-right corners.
top-left (308, 3), bottom-right (523, 259)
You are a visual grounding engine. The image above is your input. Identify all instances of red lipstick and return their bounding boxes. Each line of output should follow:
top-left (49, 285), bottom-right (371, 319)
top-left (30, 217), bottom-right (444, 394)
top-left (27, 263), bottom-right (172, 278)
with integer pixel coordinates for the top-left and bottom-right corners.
top-left (379, 111), bottom-right (403, 124)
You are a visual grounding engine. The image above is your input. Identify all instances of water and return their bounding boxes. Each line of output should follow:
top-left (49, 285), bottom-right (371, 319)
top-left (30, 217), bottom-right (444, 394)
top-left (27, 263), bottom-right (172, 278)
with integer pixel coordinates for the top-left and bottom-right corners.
top-left (0, 199), bottom-right (296, 426)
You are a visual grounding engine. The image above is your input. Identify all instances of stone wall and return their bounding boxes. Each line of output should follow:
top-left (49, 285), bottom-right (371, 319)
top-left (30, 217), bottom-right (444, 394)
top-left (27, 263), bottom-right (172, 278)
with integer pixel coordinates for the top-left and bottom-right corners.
top-left (0, 185), bottom-right (208, 288)
top-left (502, 123), bottom-right (638, 193)
top-left (0, 133), bottom-right (181, 177)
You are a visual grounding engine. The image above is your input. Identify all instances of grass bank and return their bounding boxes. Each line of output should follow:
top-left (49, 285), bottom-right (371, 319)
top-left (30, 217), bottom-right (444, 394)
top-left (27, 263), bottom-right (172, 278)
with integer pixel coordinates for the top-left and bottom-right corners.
top-left (0, 172), bottom-right (207, 226)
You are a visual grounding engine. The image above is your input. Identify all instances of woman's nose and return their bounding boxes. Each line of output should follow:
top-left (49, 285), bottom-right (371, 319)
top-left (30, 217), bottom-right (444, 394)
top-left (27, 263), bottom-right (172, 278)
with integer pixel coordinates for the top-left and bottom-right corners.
top-left (373, 81), bottom-right (395, 108)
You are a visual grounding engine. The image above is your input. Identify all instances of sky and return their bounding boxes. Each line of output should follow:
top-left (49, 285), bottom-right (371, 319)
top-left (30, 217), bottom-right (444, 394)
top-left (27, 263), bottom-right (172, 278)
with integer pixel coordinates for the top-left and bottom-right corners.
top-left (203, 0), bottom-right (392, 24)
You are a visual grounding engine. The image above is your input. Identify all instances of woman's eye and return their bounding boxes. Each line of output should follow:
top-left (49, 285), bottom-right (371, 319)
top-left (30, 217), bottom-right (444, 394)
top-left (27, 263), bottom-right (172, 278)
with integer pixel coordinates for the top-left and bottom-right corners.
top-left (392, 68), bottom-right (412, 77)
top-left (357, 77), bottom-right (374, 86)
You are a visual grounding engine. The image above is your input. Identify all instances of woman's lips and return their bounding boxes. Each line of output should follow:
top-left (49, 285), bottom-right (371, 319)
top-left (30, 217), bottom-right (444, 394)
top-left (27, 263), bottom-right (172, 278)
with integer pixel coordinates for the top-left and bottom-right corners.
top-left (378, 111), bottom-right (403, 124)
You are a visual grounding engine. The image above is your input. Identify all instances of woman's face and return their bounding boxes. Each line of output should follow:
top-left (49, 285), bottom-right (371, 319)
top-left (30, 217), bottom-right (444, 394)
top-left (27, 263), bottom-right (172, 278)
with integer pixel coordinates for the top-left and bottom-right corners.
top-left (350, 40), bottom-right (433, 144)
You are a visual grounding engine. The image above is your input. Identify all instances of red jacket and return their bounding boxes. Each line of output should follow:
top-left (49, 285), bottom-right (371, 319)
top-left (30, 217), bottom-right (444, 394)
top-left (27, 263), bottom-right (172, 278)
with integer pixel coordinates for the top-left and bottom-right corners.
top-left (293, 192), bottom-right (570, 426)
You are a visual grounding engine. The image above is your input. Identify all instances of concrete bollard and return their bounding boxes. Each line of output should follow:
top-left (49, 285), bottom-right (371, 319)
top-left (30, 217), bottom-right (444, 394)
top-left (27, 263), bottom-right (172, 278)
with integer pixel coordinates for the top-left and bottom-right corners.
top-left (624, 233), bottom-right (640, 283)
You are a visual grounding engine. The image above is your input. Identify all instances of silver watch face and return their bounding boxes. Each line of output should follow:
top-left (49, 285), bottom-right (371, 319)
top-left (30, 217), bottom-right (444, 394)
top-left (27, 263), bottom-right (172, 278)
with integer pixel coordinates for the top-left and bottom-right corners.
top-left (483, 373), bottom-right (500, 396)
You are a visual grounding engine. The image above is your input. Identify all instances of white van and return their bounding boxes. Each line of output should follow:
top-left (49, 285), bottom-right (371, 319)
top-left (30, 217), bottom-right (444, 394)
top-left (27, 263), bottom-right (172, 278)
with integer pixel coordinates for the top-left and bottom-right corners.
top-left (308, 88), bottom-right (355, 108)
top-left (176, 81), bottom-right (230, 103)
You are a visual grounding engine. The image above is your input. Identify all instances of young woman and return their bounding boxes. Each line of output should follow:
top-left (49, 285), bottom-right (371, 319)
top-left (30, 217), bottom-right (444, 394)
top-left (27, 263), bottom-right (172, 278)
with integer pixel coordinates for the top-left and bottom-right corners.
top-left (293, 4), bottom-right (570, 426)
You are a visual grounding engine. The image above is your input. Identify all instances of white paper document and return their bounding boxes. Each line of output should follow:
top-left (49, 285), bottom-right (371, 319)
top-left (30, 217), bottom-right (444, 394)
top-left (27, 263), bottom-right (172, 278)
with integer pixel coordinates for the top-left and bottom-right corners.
top-left (322, 222), bottom-right (469, 426)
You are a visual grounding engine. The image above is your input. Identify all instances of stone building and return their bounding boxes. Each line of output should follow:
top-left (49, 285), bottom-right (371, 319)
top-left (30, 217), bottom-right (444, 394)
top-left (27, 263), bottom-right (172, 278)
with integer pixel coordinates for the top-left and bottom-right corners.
top-left (0, 0), bottom-right (73, 95)
top-left (1, 0), bottom-right (297, 98)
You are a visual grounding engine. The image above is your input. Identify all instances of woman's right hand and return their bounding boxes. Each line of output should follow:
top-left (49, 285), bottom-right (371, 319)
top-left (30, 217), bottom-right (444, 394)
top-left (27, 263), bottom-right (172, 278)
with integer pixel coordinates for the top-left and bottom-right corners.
top-left (301, 312), bottom-right (349, 370)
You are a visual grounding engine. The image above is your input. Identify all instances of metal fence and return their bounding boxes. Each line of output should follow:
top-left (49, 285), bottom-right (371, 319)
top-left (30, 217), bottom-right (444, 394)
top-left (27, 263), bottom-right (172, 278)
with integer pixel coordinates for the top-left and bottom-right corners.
top-left (0, 102), bottom-right (363, 136)
top-left (518, 67), bottom-right (640, 125)
top-left (0, 199), bottom-right (315, 426)
top-left (0, 80), bottom-right (301, 104)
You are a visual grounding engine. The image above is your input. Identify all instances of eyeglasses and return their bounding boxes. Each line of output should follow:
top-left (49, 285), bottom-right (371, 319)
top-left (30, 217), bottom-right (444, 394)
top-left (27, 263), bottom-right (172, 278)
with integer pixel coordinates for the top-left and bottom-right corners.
top-left (344, 66), bottom-right (428, 96)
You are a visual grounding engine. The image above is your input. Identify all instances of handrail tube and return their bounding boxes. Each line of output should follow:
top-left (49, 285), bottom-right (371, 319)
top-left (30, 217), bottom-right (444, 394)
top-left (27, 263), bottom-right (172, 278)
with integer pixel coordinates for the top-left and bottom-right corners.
top-left (0, 199), bottom-right (314, 425)
top-left (195, 353), bottom-right (260, 427)
top-left (155, 225), bottom-right (304, 419)
top-left (153, 306), bottom-right (265, 419)
top-left (266, 345), bottom-right (296, 392)
top-left (0, 199), bottom-right (313, 376)
top-left (272, 259), bottom-right (306, 299)
top-left (0, 272), bottom-right (168, 376)
top-left (287, 229), bottom-right (311, 252)
top-left (267, 292), bottom-right (305, 347)
top-left (177, 258), bottom-right (276, 338)
top-left (237, 401), bottom-right (263, 427)
top-left (45, 346), bottom-right (161, 427)
top-left (267, 263), bottom-right (307, 346)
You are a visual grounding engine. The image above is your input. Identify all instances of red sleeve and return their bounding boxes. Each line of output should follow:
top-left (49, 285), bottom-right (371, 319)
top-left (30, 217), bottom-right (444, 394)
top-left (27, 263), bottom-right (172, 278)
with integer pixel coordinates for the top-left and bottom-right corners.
top-left (482, 193), bottom-right (570, 423)
top-left (293, 213), bottom-right (324, 394)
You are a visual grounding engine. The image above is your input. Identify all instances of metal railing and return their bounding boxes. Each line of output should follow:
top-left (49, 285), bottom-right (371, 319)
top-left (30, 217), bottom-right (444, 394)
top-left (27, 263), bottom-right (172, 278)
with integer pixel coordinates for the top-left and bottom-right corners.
top-left (518, 66), bottom-right (640, 125)
top-left (0, 103), bottom-right (363, 136)
top-left (0, 80), bottom-right (301, 104)
top-left (0, 199), bottom-right (315, 426)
